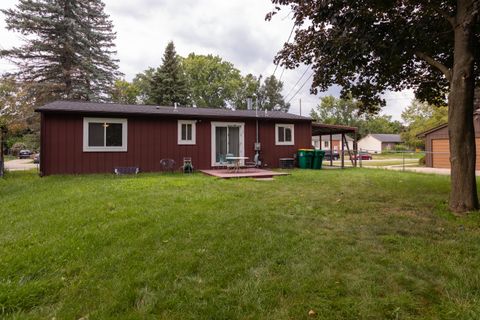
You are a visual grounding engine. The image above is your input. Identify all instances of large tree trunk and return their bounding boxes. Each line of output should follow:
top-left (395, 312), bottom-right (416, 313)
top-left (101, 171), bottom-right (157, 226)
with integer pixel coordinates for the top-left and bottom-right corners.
top-left (448, 0), bottom-right (479, 213)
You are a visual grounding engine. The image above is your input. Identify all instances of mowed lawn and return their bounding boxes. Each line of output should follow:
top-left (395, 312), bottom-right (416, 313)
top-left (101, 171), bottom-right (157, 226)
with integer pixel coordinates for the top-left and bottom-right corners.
top-left (1, 169), bottom-right (480, 319)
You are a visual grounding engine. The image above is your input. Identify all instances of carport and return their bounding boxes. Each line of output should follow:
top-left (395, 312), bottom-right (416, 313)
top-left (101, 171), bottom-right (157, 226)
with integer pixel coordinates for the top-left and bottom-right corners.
top-left (311, 123), bottom-right (358, 168)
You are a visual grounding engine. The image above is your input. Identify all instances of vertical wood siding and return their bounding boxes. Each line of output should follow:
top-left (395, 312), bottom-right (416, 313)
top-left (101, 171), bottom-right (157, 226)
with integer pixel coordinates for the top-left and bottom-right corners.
top-left (40, 114), bottom-right (312, 175)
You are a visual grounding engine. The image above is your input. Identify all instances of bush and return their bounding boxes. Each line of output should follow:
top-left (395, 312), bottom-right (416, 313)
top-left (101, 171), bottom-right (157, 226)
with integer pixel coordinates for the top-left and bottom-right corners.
top-left (394, 144), bottom-right (409, 152)
top-left (419, 155), bottom-right (426, 166)
top-left (11, 142), bottom-right (27, 156)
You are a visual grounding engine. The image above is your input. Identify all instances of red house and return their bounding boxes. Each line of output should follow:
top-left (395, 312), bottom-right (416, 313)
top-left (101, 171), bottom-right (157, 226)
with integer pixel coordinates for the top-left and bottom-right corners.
top-left (35, 101), bottom-right (313, 175)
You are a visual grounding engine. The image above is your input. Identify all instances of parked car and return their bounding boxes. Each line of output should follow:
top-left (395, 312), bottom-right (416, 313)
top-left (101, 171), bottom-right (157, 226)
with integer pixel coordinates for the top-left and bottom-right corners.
top-left (18, 150), bottom-right (32, 159)
top-left (323, 150), bottom-right (340, 161)
top-left (33, 153), bottom-right (40, 164)
top-left (351, 152), bottom-right (372, 160)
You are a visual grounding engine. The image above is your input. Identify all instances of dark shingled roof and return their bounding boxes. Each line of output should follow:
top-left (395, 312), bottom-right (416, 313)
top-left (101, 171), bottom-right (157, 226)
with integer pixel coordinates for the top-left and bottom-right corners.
top-left (35, 100), bottom-right (312, 121)
top-left (369, 134), bottom-right (402, 142)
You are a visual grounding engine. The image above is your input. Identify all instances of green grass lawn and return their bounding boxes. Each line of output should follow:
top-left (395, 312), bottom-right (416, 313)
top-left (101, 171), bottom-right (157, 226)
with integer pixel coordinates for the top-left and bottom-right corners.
top-left (1, 169), bottom-right (480, 319)
top-left (372, 152), bottom-right (425, 160)
top-left (361, 159), bottom-right (420, 167)
top-left (4, 155), bottom-right (16, 161)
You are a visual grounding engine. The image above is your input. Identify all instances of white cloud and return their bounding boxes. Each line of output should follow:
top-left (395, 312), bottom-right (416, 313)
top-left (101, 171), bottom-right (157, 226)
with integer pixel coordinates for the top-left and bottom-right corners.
top-left (0, 0), bottom-right (411, 120)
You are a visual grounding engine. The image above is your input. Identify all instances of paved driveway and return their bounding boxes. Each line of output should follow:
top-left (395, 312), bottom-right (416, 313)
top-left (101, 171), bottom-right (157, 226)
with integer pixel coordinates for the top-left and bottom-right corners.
top-left (4, 159), bottom-right (38, 171)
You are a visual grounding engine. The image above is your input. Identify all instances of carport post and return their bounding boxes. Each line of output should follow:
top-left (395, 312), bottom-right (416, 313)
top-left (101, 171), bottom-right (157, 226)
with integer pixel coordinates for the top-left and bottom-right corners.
top-left (354, 134), bottom-right (358, 168)
top-left (341, 133), bottom-right (345, 169)
top-left (330, 133), bottom-right (333, 166)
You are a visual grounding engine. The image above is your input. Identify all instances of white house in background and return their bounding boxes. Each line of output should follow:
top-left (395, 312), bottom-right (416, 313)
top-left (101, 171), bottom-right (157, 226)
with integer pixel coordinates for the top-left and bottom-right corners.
top-left (312, 134), bottom-right (354, 152)
top-left (357, 134), bottom-right (403, 153)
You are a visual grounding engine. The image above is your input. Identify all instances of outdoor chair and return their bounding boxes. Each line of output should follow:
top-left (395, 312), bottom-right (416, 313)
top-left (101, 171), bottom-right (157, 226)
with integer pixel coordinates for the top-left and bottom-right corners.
top-left (182, 157), bottom-right (194, 173)
top-left (224, 153), bottom-right (235, 171)
top-left (243, 153), bottom-right (260, 171)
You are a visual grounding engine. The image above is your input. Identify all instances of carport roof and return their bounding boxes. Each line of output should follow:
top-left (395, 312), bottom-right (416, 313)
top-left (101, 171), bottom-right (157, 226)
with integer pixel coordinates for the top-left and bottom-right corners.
top-left (311, 122), bottom-right (357, 136)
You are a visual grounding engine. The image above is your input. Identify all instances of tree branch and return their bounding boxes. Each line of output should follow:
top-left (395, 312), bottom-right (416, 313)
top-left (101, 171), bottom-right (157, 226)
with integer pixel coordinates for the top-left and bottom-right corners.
top-left (423, 3), bottom-right (456, 28)
top-left (415, 51), bottom-right (452, 82)
top-left (435, 8), bottom-right (456, 28)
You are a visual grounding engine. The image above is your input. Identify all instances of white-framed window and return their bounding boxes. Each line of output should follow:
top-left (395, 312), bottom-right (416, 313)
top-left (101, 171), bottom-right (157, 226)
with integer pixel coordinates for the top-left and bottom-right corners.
top-left (83, 117), bottom-right (127, 152)
top-left (324, 141), bottom-right (329, 148)
top-left (275, 124), bottom-right (295, 145)
top-left (178, 120), bottom-right (196, 145)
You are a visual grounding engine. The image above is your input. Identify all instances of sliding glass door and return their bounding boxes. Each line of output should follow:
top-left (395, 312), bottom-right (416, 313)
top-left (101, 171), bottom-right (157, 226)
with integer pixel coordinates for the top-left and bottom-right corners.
top-left (211, 122), bottom-right (244, 166)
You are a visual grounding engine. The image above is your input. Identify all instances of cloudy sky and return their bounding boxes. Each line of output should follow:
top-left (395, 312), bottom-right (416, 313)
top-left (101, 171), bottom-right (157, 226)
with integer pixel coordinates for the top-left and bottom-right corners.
top-left (0, 0), bottom-right (414, 120)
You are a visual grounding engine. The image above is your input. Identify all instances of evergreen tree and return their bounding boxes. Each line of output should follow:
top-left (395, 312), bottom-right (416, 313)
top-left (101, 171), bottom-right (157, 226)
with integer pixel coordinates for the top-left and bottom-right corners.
top-left (1, 0), bottom-right (120, 101)
top-left (150, 42), bottom-right (190, 106)
top-left (257, 75), bottom-right (290, 112)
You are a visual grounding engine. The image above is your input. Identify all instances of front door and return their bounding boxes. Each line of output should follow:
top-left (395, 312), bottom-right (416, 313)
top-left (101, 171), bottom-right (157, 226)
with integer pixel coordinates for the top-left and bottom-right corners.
top-left (211, 122), bottom-right (245, 166)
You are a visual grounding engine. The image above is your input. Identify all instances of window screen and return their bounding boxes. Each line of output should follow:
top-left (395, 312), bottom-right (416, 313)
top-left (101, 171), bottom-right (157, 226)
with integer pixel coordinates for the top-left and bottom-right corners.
top-left (88, 123), bottom-right (104, 147)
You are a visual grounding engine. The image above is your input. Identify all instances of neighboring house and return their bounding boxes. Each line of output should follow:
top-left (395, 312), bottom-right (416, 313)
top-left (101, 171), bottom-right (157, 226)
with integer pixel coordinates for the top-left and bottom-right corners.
top-left (312, 134), bottom-right (354, 152)
top-left (35, 101), bottom-right (312, 175)
top-left (357, 134), bottom-right (402, 153)
top-left (418, 120), bottom-right (480, 170)
top-left (418, 87), bottom-right (480, 170)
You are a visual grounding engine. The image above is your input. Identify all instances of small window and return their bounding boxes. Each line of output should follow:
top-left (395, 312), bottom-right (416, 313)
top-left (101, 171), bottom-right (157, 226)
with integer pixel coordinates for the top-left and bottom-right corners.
top-left (83, 118), bottom-right (127, 152)
top-left (178, 120), bottom-right (196, 145)
top-left (275, 124), bottom-right (295, 145)
top-left (324, 141), bottom-right (329, 148)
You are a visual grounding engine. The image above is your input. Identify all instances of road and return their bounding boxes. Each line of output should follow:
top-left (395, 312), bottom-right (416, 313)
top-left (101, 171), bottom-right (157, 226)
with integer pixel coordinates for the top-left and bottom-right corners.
top-left (4, 159), bottom-right (38, 171)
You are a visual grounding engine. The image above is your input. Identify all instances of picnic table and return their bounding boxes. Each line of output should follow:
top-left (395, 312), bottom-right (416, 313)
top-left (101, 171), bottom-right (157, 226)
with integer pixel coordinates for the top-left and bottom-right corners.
top-left (225, 156), bottom-right (249, 173)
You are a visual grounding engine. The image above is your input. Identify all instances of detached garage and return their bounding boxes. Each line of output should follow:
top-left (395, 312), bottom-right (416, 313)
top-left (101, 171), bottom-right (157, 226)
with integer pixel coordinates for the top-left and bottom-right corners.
top-left (418, 120), bottom-right (480, 170)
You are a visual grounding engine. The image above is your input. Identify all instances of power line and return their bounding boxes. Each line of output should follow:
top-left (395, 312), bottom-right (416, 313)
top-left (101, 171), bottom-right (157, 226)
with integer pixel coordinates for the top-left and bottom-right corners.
top-left (283, 66), bottom-right (310, 100)
top-left (283, 12), bottom-right (360, 105)
top-left (273, 22), bottom-right (296, 78)
top-left (286, 72), bottom-right (314, 104)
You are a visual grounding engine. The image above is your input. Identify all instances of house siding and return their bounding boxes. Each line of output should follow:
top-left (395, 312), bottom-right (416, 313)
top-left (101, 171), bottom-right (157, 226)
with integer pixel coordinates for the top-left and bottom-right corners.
top-left (40, 113), bottom-right (312, 175)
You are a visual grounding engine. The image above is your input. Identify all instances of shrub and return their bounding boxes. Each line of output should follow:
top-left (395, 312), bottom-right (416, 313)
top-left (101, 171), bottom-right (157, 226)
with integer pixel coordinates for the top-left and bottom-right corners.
top-left (419, 155), bottom-right (426, 166)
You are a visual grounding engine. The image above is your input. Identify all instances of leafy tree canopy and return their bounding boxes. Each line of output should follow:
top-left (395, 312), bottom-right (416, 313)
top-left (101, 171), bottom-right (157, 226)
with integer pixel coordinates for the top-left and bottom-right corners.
top-left (401, 101), bottom-right (448, 148)
top-left (182, 53), bottom-right (243, 108)
top-left (310, 95), bottom-right (403, 138)
top-left (267, 0), bottom-right (479, 111)
top-left (111, 79), bottom-right (140, 105)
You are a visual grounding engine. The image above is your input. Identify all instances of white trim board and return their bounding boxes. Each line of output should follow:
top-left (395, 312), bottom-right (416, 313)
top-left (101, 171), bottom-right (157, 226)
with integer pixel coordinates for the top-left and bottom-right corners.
top-left (83, 117), bottom-right (128, 152)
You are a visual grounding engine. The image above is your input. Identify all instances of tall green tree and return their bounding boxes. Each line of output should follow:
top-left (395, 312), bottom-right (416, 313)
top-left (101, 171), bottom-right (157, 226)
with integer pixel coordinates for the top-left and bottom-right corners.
top-left (150, 42), bottom-right (190, 106)
top-left (233, 74), bottom-right (261, 109)
top-left (133, 67), bottom-right (155, 104)
top-left (310, 95), bottom-right (362, 127)
top-left (401, 101), bottom-right (448, 148)
top-left (183, 53), bottom-right (243, 108)
top-left (257, 75), bottom-right (290, 112)
top-left (111, 79), bottom-right (140, 105)
top-left (1, 0), bottom-right (120, 101)
top-left (310, 95), bottom-right (403, 138)
top-left (268, 0), bottom-right (480, 212)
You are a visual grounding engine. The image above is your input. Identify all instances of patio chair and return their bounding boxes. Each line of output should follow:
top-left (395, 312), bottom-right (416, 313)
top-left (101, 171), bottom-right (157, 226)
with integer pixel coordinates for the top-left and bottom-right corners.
top-left (244, 153), bottom-right (260, 171)
top-left (182, 157), bottom-right (194, 173)
top-left (224, 153), bottom-right (236, 171)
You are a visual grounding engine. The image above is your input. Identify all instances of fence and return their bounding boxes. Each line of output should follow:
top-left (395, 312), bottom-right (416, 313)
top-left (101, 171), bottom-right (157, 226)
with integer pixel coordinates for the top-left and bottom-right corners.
top-left (322, 148), bottom-right (451, 172)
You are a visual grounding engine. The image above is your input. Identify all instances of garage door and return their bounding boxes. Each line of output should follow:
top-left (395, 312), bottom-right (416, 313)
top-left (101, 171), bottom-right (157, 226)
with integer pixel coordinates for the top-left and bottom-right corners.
top-left (432, 139), bottom-right (480, 169)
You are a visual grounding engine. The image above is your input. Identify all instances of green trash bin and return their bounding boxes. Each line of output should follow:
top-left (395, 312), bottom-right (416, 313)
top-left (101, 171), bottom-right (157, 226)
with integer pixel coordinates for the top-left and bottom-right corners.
top-left (297, 149), bottom-right (314, 169)
top-left (312, 150), bottom-right (325, 169)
